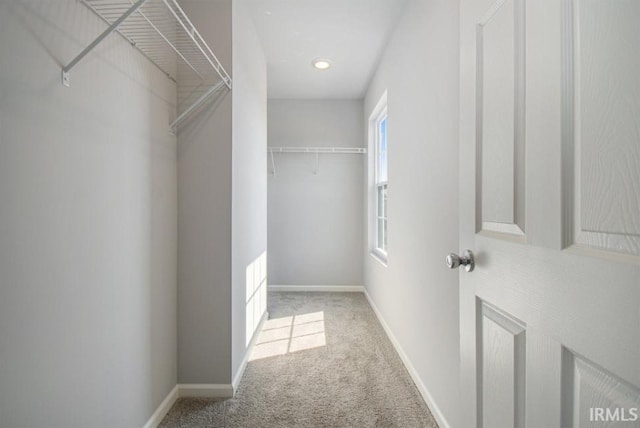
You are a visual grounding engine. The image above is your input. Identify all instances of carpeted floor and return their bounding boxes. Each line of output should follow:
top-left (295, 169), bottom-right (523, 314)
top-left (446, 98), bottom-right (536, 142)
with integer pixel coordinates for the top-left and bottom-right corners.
top-left (160, 292), bottom-right (438, 427)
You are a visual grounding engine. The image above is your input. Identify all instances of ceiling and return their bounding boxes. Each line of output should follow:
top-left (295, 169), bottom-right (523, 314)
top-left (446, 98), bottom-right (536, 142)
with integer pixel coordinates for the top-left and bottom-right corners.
top-left (248, 0), bottom-right (408, 99)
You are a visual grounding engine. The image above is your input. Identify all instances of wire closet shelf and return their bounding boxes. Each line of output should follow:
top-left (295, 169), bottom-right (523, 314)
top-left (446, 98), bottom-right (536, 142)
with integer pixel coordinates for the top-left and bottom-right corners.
top-left (62, 0), bottom-right (232, 131)
top-left (267, 147), bottom-right (367, 154)
top-left (267, 147), bottom-right (367, 175)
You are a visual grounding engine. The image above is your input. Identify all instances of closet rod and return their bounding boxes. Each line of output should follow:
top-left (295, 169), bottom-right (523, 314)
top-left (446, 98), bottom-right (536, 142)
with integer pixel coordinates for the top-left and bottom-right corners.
top-left (268, 147), bottom-right (367, 154)
top-left (267, 147), bottom-right (367, 176)
top-left (62, 0), bottom-right (233, 131)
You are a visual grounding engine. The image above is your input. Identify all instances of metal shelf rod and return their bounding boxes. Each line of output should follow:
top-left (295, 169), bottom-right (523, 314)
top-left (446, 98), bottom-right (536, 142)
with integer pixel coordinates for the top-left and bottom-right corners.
top-left (267, 147), bottom-right (367, 175)
top-left (170, 79), bottom-right (226, 130)
top-left (62, 0), bottom-right (149, 86)
top-left (80, 1), bottom-right (174, 82)
top-left (163, 0), bottom-right (232, 88)
top-left (132, 4), bottom-right (203, 80)
top-left (267, 147), bottom-right (367, 154)
top-left (64, 0), bottom-right (234, 131)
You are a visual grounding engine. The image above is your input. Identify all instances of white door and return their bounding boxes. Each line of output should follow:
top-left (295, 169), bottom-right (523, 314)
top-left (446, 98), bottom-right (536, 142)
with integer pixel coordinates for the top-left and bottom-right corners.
top-left (458, 0), bottom-right (640, 427)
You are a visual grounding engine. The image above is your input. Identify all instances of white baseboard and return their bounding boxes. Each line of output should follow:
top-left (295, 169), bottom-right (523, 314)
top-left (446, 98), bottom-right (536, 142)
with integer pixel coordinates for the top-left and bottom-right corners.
top-left (143, 384), bottom-right (233, 428)
top-left (142, 382), bottom-right (239, 427)
top-left (142, 385), bottom-right (179, 428)
top-left (232, 311), bottom-right (269, 393)
top-left (364, 290), bottom-right (451, 428)
top-left (269, 284), bottom-right (365, 293)
top-left (143, 312), bottom-right (269, 427)
top-left (178, 383), bottom-right (234, 398)
top-left (143, 289), bottom-right (449, 428)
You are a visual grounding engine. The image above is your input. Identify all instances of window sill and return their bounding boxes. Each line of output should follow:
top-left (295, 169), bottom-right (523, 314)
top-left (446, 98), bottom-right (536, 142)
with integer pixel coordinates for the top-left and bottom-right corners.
top-left (370, 251), bottom-right (388, 267)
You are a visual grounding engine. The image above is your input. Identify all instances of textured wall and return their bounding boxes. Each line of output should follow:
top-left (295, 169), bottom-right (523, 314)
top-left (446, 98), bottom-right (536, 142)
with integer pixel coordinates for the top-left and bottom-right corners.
top-left (231, 0), bottom-right (268, 381)
top-left (177, 0), bottom-right (234, 385)
top-left (177, 0), bottom-right (268, 387)
top-left (363, 0), bottom-right (461, 426)
top-left (267, 100), bottom-right (364, 286)
top-left (0, 1), bottom-right (177, 426)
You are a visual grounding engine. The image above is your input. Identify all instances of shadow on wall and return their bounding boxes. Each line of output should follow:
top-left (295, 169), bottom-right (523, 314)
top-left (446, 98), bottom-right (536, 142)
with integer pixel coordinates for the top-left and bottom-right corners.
top-left (10, 0), bottom-right (177, 105)
top-left (246, 251), bottom-right (267, 345)
top-left (175, 89), bottom-right (229, 150)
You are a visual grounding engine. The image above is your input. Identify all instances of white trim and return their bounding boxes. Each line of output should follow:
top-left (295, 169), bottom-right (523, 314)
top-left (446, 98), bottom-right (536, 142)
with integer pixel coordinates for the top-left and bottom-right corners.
top-left (232, 311), bottom-right (269, 393)
top-left (141, 385), bottom-right (179, 428)
top-left (368, 90), bottom-right (389, 258)
top-left (141, 383), bottom-right (235, 427)
top-left (141, 311), bottom-right (269, 427)
top-left (364, 290), bottom-right (452, 428)
top-left (368, 89), bottom-right (389, 122)
top-left (268, 285), bottom-right (365, 293)
top-left (143, 288), bottom-right (449, 428)
top-left (268, 147), bottom-right (367, 154)
top-left (370, 250), bottom-right (388, 267)
top-left (178, 384), bottom-right (234, 398)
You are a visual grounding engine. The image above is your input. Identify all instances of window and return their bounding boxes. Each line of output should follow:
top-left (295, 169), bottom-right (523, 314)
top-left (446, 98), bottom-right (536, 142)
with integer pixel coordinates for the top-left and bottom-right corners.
top-left (370, 92), bottom-right (388, 261)
top-left (375, 113), bottom-right (388, 254)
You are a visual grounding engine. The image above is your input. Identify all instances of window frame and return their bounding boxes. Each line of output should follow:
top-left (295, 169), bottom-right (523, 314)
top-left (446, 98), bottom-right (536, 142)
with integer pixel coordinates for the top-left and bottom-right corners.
top-left (369, 91), bottom-right (388, 264)
top-left (375, 111), bottom-right (388, 256)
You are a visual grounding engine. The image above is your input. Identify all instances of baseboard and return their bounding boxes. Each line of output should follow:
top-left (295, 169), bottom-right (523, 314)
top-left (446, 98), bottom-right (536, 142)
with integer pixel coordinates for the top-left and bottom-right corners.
top-left (143, 289), bottom-right (448, 428)
top-left (269, 284), bottom-right (365, 293)
top-left (141, 385), bottom-right (179, 428)
top-left (142, 383), bottom-right (234, 427)
top-left (143, 312), bottom-right (269, 427)
top-left (178, 384), bottom-right (234, 398)
top-left (232, 311), bottom-right (269, 393)
top-left (363, 290), bottom-right (451, 428)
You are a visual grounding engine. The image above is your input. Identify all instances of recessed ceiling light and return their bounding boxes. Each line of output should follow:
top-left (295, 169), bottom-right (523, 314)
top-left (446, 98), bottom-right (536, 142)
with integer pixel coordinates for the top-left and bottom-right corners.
top-left (312, 59), bottom-right (332, 70)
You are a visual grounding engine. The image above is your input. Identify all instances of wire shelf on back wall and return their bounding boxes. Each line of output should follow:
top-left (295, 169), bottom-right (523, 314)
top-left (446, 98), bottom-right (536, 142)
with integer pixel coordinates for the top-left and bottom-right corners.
top-left (62, 0), bottom-right (232, 132)
top-left (267, 147), bottom-right (367, 175)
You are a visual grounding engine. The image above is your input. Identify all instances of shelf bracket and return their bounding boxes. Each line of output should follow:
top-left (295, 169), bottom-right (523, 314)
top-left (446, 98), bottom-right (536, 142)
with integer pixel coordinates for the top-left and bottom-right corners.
top-left (266, 147), bottom-right (366, 175)
top-left (61, 0), bottom-right (149, 87)
top-left (170, 80), bottom-right (227, 131)
top-left (270, 150), bottom-right (277, 176)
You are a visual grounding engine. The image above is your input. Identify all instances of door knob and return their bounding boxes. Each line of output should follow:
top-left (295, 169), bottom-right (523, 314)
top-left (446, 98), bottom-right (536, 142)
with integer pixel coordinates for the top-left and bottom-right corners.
top-left (446, 250), bottom-right (475, 272)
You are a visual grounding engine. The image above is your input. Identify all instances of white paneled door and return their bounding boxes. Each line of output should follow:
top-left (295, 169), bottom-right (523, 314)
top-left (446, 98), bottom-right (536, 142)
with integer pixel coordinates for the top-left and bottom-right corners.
top-left (459, 0), bottom-right (640, 427)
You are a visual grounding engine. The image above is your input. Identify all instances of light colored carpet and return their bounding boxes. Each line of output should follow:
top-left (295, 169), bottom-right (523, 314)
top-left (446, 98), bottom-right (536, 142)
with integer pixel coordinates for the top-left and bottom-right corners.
top-left (160, 292), bottom-right (438, 427)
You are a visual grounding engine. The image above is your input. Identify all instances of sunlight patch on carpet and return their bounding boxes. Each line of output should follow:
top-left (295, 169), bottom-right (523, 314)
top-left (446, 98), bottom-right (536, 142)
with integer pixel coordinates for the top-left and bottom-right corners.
top-left (250, 311), bottom-right (326, 361)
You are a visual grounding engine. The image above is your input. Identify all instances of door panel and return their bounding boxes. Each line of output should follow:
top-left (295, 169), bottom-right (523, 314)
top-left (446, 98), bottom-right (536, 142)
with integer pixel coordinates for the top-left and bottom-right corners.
top-left (563, 352), bottom-right (640, 428)
top-left (478, 0), bottom-right (526, 238)
top-left (567, 0), bottom-right (640, 257)
top-left (479, 301), bottom-right (527, 428)
top-left (460, 0), bottom-right (640, 427)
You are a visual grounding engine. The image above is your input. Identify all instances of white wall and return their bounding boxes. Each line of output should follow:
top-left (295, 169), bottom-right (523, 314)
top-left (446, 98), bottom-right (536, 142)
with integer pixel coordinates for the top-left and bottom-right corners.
top-left (363, 0), bottom-right (460, 427)
top-left (177, 0), bottom-right (234, 385)
top-left (267, 100), bottom-right (364, 286)
top-left (177, 0), bottom-right (267, 387)
top-left (0, 1), bottom-right (177, 427)
top-left (231, 0), bottom-right (268, 381)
